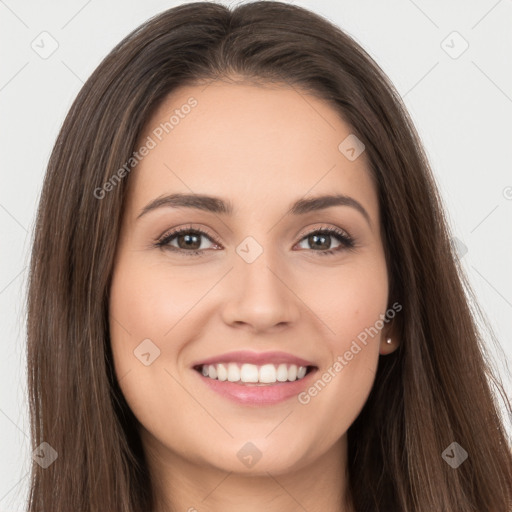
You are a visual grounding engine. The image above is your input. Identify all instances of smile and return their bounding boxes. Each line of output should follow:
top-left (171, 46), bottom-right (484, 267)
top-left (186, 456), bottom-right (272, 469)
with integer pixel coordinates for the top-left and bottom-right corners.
top-left (193, 364), bottom-right (318, 406)
top-left (195, 362), bottom-right (312, 384)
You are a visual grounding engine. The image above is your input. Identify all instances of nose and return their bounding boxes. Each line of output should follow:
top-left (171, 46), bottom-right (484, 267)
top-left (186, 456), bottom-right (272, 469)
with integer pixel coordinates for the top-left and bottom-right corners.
top-left (220, 248), bottom-right (301, 333)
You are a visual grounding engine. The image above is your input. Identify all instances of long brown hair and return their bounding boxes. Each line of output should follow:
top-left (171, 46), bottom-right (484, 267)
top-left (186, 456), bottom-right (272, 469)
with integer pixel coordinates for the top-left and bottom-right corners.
top-left (26, 2), bottom-right (512, 510)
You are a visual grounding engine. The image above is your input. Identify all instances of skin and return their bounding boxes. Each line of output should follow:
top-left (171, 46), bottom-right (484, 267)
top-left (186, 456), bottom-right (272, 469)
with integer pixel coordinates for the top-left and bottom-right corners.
top-left (109, 79), bottom-right (399, 512)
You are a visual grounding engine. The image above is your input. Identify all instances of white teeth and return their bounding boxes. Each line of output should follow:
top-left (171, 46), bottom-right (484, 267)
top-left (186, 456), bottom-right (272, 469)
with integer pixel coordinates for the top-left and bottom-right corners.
top-left (259, 364), bottom-right (276, 383)
top-left (208, 364), bottom-right (217, 379)
top-left (227, 363), bottom-right (240, 382)
top-left (199, 362), bottom-right (310, 383)
top-left (276, 363), bottom-right (288, 382)
top-left (216, 363), bottom-right (228, 381)
top-left (240, 364), bottom-right (259, 383)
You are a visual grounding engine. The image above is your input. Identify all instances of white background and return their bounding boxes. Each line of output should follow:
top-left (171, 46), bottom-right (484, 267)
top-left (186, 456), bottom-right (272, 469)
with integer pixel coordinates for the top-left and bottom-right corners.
top-left (1, 0), bottom-right (511, 509)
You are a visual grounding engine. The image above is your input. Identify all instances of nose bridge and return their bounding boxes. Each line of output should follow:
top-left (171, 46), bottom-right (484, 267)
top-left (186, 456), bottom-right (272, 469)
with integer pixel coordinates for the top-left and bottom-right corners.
top-left (222, 235), bottom-right (299, 330)
top-left (236, 235), bottom-right (287, 301)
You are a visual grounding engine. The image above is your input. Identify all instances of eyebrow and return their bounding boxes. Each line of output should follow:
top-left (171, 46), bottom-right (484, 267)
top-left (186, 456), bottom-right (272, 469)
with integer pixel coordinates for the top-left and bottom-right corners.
top-left (137, 192), bottom-right (372, 227)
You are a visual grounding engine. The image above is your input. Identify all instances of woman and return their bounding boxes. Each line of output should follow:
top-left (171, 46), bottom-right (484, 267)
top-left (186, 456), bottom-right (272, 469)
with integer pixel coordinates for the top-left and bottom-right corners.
top-left (26, 2), bottom-right (512, 511)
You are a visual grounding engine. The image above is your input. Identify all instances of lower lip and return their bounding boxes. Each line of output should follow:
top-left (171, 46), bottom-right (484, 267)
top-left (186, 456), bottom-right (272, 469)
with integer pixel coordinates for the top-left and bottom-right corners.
top-left (194, 368), bottom-right (318, 406)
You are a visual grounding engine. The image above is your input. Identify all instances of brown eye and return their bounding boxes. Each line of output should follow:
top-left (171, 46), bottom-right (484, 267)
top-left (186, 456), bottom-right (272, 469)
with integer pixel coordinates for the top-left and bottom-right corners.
top-left (295, 227), bottom-right (355, 256)
top-left (156, 227), bottom-right (220, 256)
top-left (155, 225), bottom-right (355, 257)
top-left (173, 231), bottom-right (202, 250)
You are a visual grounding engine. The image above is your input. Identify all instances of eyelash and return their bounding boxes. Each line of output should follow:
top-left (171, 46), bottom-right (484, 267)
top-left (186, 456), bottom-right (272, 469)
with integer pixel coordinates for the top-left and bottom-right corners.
top-left (154, 224), bottom-right (356, 257)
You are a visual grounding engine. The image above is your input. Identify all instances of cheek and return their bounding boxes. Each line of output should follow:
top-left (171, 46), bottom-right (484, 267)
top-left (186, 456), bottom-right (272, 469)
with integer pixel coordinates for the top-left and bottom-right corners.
top-left (297, 260), bottom-right (387, 421)
top-left (107, 260), bottom-right (191, 440)
top-left (108, 255), bottom-right (203, 352)
top-left (107, 252), bottom-right (215, 416)
top-left (304, 257), bottom-right (388, 355)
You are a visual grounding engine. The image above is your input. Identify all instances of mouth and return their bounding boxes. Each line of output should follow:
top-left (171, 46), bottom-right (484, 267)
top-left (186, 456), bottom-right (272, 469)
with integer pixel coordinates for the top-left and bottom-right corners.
top-left (192, 362), bottom-right (317, 385)
top-left (192, 358), bottom-right (319, 406)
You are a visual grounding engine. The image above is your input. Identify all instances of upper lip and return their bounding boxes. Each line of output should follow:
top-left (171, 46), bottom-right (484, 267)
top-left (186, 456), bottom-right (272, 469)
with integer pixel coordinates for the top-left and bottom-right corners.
top-left (192, 350), bottom-right (317, 368)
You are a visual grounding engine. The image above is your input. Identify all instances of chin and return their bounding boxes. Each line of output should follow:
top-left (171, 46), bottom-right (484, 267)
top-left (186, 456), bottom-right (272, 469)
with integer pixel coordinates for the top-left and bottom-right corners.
top-left (194, 437), bottom-right (312, 476)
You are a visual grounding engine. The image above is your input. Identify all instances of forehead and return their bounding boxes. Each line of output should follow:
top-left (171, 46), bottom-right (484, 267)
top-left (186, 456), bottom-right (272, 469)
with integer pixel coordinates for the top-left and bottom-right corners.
top-left (127, 81), bottom-right (378, 224)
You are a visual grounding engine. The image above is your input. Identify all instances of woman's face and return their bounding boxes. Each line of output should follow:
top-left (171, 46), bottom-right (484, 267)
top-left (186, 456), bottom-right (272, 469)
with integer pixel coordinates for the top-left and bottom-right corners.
top-left (109, 80), bottom-right (395, 477)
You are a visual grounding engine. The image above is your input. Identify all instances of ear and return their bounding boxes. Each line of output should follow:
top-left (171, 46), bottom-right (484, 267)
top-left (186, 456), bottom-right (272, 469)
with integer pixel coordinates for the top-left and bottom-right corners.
top-left (379, 320), bottom-right (400, 356)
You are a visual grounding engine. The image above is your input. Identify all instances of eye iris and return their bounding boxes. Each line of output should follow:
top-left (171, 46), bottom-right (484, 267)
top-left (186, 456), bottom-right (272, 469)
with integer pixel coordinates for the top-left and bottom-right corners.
top-left (310, 233), bottom-right (330, 250)
top-left (178, 232), bottom-right (201, 250)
